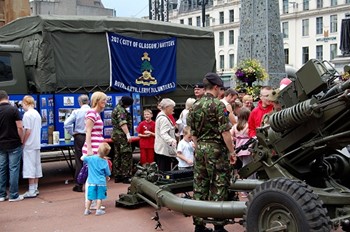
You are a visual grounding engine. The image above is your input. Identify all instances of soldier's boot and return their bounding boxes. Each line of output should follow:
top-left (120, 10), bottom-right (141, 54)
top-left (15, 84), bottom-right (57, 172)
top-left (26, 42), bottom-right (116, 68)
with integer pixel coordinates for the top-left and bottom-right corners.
top-left (194, 225), bottom-right (213, 232)
top-left (214, 225), bottom-right (228, 232)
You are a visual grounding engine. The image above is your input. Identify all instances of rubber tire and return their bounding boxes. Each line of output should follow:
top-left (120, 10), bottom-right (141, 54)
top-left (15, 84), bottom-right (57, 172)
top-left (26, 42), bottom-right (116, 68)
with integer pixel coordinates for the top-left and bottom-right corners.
top-left (244, 178), bottom-right (331, 232)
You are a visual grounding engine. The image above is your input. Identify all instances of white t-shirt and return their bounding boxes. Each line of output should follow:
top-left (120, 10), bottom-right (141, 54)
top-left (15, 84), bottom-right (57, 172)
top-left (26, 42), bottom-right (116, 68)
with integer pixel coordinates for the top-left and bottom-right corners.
top-left (220, 98), bottom-right (229, 107)
top-left (176, 109), bottom-right (189, 136)
top-left (23, 108), bottom-right (42, 150)
top-left (176, 139), bottom-right (194, 168)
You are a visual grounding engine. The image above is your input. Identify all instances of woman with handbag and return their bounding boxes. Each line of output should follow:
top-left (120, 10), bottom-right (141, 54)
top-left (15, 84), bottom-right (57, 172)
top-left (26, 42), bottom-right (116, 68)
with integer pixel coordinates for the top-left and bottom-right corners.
top-left (155, 98), bottom-right (177, 172)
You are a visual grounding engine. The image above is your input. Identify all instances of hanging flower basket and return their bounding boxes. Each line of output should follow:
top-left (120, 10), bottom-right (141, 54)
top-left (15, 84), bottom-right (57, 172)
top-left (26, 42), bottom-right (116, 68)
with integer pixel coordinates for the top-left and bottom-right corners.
top-left (233, 59), bottom-right (268, 100)
top-left (235, 59), bottom-right (268, 86)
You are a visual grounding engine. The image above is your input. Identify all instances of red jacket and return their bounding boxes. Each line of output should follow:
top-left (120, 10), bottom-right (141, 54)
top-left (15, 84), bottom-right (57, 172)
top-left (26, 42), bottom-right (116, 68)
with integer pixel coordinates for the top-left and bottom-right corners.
top-left (248, 100), bottom-right (274, 137)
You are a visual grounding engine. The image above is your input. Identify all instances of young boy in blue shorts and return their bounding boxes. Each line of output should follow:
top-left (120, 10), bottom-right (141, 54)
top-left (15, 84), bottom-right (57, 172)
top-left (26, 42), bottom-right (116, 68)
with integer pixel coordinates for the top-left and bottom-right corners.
top-left (81, 142), bottom-right (111, 216)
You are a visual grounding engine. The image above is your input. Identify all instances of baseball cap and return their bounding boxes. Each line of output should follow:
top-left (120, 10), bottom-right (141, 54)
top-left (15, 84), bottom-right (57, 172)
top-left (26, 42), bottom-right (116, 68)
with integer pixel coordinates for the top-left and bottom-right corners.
top-left (279, 78), bottom-right (292, 90)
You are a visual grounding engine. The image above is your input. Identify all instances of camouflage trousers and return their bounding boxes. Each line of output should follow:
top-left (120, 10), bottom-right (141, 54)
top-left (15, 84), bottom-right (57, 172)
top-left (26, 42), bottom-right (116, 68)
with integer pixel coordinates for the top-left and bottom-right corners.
top-left (112, 138), bottom-right (133, 178)
top-left (192, 142), bottom-right (230, 226)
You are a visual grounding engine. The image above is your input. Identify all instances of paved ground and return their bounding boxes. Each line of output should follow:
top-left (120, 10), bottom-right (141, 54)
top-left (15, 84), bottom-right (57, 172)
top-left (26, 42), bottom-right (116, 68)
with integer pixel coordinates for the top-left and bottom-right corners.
top-left (0, 160), bottom-right (345, 232)
top-left (0, 161), bottom-right (244, 232)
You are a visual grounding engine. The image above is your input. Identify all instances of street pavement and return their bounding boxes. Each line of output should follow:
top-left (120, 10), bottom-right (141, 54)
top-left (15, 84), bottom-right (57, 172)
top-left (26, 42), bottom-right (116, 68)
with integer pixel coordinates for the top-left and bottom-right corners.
top-left (0, 161), bottom-right (244, 232)
top-left (0, 160), bottom-right (344, 232)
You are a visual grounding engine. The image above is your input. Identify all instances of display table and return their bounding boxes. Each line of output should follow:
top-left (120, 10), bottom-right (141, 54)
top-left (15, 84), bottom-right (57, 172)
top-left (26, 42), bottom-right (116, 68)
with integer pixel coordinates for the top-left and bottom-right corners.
top-left (41, 140), bottom-right (75, 176)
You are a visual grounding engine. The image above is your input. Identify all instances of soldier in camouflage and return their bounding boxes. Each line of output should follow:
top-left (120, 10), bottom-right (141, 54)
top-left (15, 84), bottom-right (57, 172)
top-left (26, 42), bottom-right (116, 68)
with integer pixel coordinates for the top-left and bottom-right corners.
top-left (111, 96), bottom-right (134, 184)
top-left (187, 73), bottom-right (237, 232)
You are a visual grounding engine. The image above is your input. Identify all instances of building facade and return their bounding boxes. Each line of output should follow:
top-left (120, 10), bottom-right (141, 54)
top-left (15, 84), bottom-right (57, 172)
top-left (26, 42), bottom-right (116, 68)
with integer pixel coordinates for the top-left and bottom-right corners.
top-left (169, 0), bottom-right (350, 78)
top-left (29, 0), bottom-right (115, 17)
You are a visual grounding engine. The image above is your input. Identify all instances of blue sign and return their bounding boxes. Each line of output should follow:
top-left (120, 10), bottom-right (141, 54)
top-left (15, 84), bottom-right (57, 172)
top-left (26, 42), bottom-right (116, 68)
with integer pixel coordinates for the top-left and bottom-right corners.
top-left (107, 32), bottom-right (177, 96)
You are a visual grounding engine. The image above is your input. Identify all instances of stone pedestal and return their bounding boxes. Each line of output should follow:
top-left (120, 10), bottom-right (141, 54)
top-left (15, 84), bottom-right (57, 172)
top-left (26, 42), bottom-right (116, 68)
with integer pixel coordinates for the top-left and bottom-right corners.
top-left (237, 0), bottom-right (286, 87)
top-left (331, 55), bottom-right (350, 74)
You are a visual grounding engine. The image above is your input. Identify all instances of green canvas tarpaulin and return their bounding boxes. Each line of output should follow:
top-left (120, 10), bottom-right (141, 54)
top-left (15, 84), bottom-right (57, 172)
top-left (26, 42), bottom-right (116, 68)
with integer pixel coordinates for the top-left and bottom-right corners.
top-left (0, 15), bottom-right (215, 93)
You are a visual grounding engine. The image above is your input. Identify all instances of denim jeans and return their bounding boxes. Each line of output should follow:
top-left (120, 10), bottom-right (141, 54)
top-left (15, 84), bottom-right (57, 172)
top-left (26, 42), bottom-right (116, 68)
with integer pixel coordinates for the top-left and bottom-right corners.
top-left (0, 146), bottom-right (23, 199)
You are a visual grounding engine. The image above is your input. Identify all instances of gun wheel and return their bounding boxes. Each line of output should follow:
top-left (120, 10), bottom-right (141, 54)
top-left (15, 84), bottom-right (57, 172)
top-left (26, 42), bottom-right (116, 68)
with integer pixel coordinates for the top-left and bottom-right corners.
top-left (243, 178), bottom-right (331, 232)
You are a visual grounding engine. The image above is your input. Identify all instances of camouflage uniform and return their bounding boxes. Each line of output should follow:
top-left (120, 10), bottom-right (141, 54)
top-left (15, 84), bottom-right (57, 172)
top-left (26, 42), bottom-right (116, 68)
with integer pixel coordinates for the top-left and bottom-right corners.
top-left (187, 92), bottom-right (232, 226)
top-left (111, 103), bottom-right (133, 180)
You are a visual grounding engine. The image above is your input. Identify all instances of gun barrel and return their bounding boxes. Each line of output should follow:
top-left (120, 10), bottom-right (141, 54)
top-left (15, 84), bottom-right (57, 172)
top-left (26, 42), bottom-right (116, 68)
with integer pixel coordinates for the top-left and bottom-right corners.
top-left (132, 177), bottom-right (246, 219)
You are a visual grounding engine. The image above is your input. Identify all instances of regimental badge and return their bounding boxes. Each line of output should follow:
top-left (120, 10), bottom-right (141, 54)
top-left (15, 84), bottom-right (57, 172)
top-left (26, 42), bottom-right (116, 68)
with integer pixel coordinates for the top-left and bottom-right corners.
top-left (135, 52), bottom-right (158, 86)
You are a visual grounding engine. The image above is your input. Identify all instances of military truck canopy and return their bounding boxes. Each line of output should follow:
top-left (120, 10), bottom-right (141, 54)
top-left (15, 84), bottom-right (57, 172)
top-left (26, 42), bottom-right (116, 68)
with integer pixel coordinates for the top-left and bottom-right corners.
top-left (0, 15), bottom-right (215, 93)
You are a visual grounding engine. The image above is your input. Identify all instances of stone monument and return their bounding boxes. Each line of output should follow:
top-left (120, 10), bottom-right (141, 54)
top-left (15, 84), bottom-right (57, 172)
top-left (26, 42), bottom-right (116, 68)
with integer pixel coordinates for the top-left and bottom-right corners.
top-left (237, 0), bottom-right (286, 87)
top-left (331, 16), bottom-right (350, 74)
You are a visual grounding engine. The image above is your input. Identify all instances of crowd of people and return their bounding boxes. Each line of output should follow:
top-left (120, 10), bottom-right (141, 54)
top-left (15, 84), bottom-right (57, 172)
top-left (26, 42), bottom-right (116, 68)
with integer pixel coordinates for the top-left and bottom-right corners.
top-left (0, 73), bottom-right (289, 228)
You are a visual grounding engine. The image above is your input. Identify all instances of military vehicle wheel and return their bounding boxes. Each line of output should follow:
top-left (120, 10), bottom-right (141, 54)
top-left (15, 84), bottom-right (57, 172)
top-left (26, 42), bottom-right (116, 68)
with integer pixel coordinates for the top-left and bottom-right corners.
top-left (244, 178), bottom-right (331, 232)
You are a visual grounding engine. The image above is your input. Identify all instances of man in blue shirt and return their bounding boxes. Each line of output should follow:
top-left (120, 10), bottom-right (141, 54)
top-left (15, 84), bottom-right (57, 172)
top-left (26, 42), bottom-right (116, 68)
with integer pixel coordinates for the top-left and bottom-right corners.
top-left (64, 94), bottom-right (90, 192)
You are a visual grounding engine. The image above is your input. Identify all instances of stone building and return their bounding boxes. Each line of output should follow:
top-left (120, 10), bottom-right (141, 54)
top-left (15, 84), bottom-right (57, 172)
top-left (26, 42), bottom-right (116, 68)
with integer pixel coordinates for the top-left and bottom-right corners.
top-left (29, 0), bottom-right (115, 16)
top-left (169, 0), bottom-right (350, 79)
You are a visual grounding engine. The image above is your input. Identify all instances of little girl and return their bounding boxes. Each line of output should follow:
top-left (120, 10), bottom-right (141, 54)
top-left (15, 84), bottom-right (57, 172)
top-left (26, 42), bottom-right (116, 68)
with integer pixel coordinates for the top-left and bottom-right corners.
top-left (231, 107), bottom-right (254, 178)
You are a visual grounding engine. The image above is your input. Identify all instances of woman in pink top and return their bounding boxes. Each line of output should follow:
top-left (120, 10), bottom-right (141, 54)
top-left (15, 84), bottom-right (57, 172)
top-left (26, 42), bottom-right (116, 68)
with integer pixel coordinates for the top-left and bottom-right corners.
top-left (82, 91), bottom-right (107, 156)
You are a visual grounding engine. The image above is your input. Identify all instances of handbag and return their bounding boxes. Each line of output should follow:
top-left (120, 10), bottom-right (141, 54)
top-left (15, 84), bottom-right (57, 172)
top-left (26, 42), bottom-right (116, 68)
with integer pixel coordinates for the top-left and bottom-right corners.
top-left (167, 143), bottom-right (177, 156)
top-left (77, 163), bottom-right (88, 184)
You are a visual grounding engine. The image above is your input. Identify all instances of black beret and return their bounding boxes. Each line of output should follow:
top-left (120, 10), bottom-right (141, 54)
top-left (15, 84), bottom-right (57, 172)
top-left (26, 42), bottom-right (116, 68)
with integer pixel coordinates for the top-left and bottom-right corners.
top-left (121, 96), bottom-right (134, 106)
top-left (193, 82), bottom-right (204, 89)
top-left (204, 72), bottom-right (223, 87)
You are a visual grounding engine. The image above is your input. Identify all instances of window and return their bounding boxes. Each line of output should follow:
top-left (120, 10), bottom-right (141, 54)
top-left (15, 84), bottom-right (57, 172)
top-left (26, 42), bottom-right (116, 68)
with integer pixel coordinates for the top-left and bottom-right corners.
top-left (196, 16), bottom-right (201, 27)
top-left (180, 19), bottom-right (184, 24)
top-left (284, 48), bottom-right (289, 64)
top-left (219, 12), bottom-right (224, 24)
top-left (282, 0), bottom-right (289, 14)
top-left (302, 19), bottom-right (309, 36)
top-left (229, 10), bottom-right (234, 23)
top-left (316, 17), bottom-right (323, 35)
top-left (188, 18), bottom-right (192, 26)
top-left (346, 0), bottom-right (350, 3)
top-left (303, 0), bottom-right (309, 10)
top-left (302, 47), bottom-right (309, 64)
top-left (219, 32), bottom-right (224, 46)
top-left (316, 45), bottom-right (323, 60)
top-left (229, 54), bottom-right (235, 68)
top-left (0, 54), bottom-right (14, 82)
top-left (316, 0), bottom-right (323, 8)
top-left (229, 30), bottom-right (234, 45)
top-left (330, 44), bottom-right (338, 60)
top-left (330, 15), bottom-right (337, 33)
top-left (219, 55), bottom-right (224, 70)
top-left (330, 0), bottom-right (337, 6)
top-left (205, 14), bottom-right (210, 27)
top-left (282, 22), bottom-right (289, 38)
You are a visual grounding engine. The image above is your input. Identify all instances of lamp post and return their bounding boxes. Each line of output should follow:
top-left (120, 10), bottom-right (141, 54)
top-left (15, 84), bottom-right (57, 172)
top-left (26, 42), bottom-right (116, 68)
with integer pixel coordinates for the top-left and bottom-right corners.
top-left (197, 0), bottom-right (208, 27)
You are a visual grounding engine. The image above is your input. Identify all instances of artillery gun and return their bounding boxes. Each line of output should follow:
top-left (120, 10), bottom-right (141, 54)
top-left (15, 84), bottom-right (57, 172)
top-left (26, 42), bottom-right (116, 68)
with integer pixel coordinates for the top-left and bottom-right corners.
top-left (117, 59), bottom-right (350, 231)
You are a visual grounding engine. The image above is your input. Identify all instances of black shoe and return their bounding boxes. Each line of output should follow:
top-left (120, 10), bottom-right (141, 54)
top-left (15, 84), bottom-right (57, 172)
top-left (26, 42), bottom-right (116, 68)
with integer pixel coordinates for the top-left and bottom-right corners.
top-left (72, 185), bottom-right (83, 192)
top-left (214, 225), bottom-right (228, 232)
top-left (194, 225), bottom-right (213, 232)
top-left (122, 177), bottom-right (131, 184)
top-left (114, 176), bottom-right (123, 183)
